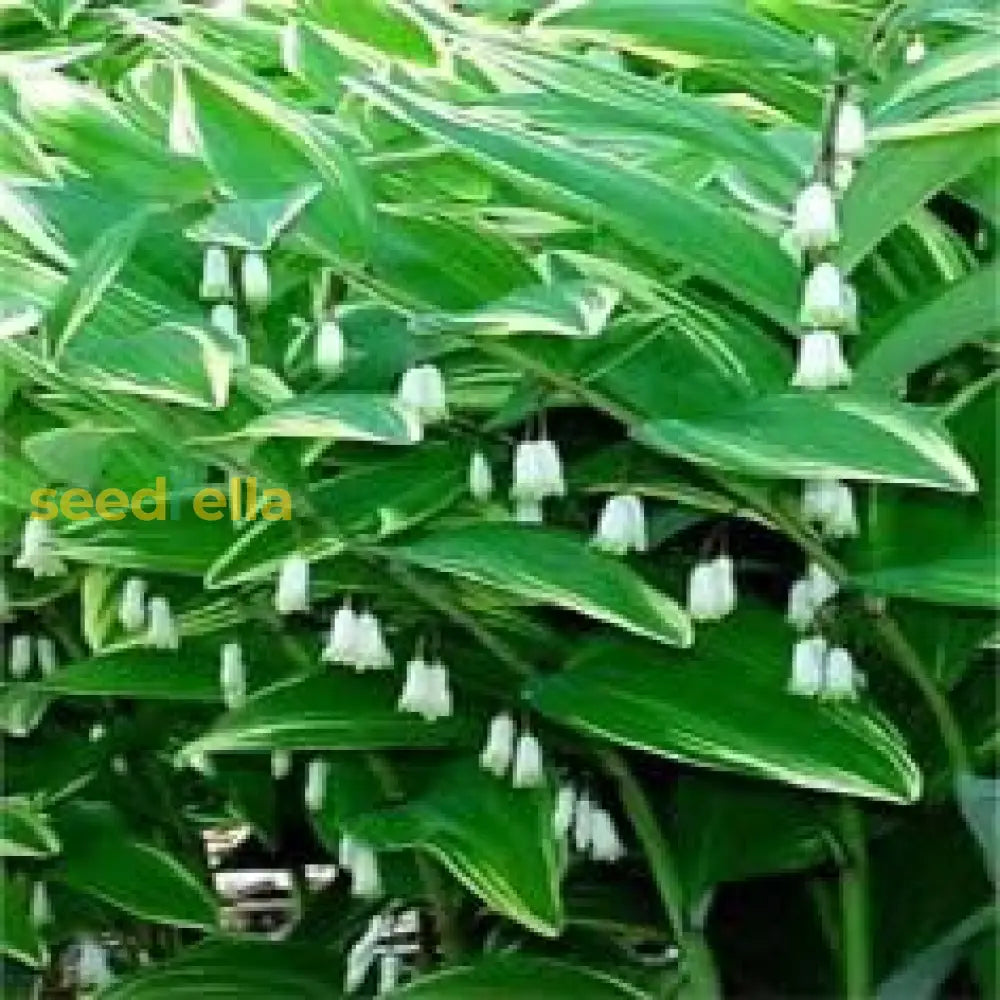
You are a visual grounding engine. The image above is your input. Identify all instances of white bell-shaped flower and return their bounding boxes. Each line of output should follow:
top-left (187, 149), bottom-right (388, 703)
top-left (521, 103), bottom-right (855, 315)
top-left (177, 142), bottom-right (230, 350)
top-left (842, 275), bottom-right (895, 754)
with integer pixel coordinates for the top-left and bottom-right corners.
top-left (351, 611), bottom-right (392, 671)
top-left (200, 244), bottom-right (232, 301)
top-left (807, 562), bottom-right (840, 608)
top-left (348, 841), bottom-right (381, 899)
top-left (241, 252), bottom-right (270, 312)
top-left (787, 578), bottom-right (817, 631)
top-left (78, 938), bottom-right (114, 989)
top-left (802, 479), bottom-right (839, 525)
top-left (792, 332), bottom-right (852, 390)
top-left (220, 642), bottom-right (246, 710)
top-left (792, 182), bottom-right (839, 251)
top-left (514, 499), bottom-right (544, 524)
top-left (687, 555), bottom-right (737, 622)
top-left (511, 440), bottom-right (542, 501)
top-left (534, 437), bottom-right (566, 497)
top-left (823, 646), bottom-right (860, 700)
top-left (800, 264), bottom-right (853, 329)
top-left (480, 712), bottom-right (515, 777)
top-left (834, 102), bottom-right (867, 160)
top-left (573, 793), bottom-right (594, 853)
top-left (36, 637), bottom-right (56, 678)
top-left (789, 636), bottom-right (827, 696)
top-left (469, 451), bottom-right (493, 502)
top-left (119, 577), bottom-right (147, 632)
top-left (30, 881), bottom-right (51, 927)
top-left (322, 602), bottom-right (360, 665)
top-left (15, 517), bottom-right (66, 577)
top-left (315, 319), bottom-right (346, 373)
top-left (512, 731), bottom-right (545, 788)
top-left (305, 758), bottom-right (330, 812)
top-left (905, 35), bottom-right (926, 65)
top-left (553, 783), bottom-right (577, 837)
top-left (397, 364), bottom-right (448, 424)
top-left (210, 302), bottom-right (239, 340)
top-left (824, 483), bottom-right (859, 539)
top-left (422, 660), bottom-right (453, 721)
top-left (147, 597), bottom-right (179, 650)
top-left (592, 494), bottom-right (647, 555)
top-left (275, 554), bottom-right (309, 614)
top-left (589, 807), bottom-right (625, 862)
top-left (271, 749), bottom-right (292, 781)
top-left (397, 653), bottom-right (432, 715)
top-left (10, 634), bottom-right (32, 679)
top-left (832, 157), bottom-right (855, 192)
top-left (377, 952), bottom-right (401, 996)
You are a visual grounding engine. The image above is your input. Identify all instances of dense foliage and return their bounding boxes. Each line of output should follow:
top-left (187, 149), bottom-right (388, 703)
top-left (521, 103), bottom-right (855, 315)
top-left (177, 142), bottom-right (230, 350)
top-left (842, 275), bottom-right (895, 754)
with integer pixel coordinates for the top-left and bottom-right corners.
top-left (0, 1), bottom-right (997, 997)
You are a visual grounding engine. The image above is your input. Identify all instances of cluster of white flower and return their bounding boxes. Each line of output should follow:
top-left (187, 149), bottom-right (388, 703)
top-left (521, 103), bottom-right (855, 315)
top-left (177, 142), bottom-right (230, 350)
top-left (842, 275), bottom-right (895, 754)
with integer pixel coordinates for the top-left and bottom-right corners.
top-left (479, 713), bottom-right (546, 788)
top-left (6, 634), bottom-right (57, 680)
top-left (397, 364), bottom-right (448, 429)
top-left (789, 636), bottom-right (862, 700)
top-left (397, 650), bottom-right (453, 722)
top-left (591, 494), bottom-right (647, 555)
top-left (554, 784), bottom-right (625, 863)
top-left (687, 555), bottom-right (737, 622)
top-left (322, 602), bottom-right (394, 671)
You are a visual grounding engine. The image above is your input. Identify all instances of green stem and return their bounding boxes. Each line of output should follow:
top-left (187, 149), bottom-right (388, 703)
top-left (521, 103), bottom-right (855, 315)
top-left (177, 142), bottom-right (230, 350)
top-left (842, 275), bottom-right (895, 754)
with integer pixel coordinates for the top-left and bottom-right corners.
top-left (600, 748), bottom-right (721, 1000)
top-left (837, 801), bottom-right (871, 1000)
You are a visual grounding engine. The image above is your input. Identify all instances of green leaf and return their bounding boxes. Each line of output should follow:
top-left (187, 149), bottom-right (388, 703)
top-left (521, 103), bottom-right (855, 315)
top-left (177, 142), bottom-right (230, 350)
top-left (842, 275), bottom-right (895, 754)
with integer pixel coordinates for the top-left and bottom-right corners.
top-left (0, 877), bottom-right (46, 970)
top-left (530, 612), bottom-right (922, 802)
top-left (635, 393), bottom-right (977, 493)
top-left (53, 802), bottom-right (217, 930)
top-left (389, 954), bottom-right (649, 998)
top-left (352, 759), bottom-right (564, 937)
top-left (357, 77), bottom-right (800, 327)
top-left (231, 393), bottom-right (420, 443)
top-left (392, 524), bottom-right (692, 647)
top-left (96, 938), bottom-right (343, 999)
top-left (182, 672), bottom-right (466, 759)
top-left (303, 0), bottom-right (438, 64)
top-left (857, 265), bottom-right (1000, 388)
top-left (0, 799), bottom-right (61, 859)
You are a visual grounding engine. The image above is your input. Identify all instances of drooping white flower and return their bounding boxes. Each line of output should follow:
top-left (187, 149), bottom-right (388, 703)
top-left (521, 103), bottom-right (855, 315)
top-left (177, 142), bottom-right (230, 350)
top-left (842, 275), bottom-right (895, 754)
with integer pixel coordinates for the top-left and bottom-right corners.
top-left (514, 499), bottom-right (544, 524)
top-left (905, 35), bottom-right (926, 65)
top-left (834, 102), bottom-right (867, 160)
top-left (573, 793), bottom-right (594, 853)
top-left (792, 182), bottom-right (839, 252)
top-left (807, 562), bottom-right (840, 608)
top-left (592, 494), bottom-right (647, 555)
top-left (824, 483), bottom-right (859, 539)
top-left (823, 646), bottom-right (860, 700)
top-left (305, 758), bottom-right (330, 812)
top-left (397, 653), bottom-right (431, 715)
top-left (220, 642), bottom-right (246, 710)
top-left (422, 660), bottom-right (453, 721)
top-left (30, 881), bottom-right (51, 927)
top-left (687, 555), bottom-right (737, 622)
top-left (469, 451), bottom-right (493, 502)
top-left (119, 577), bottom-right (147, 632)
top-left (511, 438), bottom-right (565, 502)
top-left (480, 712), bottom-right (515, 777)
top-left (280, 21), bottom-right (301, 75)
top-left (802, 479), bottom-right (839, 525)
top-left (14, 517), bottom-right (66, 577)
top-left (397, 364), bottom-right (448, 424)
top-left (78, 938), bottom-right (114, 989)
top-left (345, 915), bottom-right (383, 993)
top-left (792, 332), bottom-right (852, 390)
top-left (271, 749), bottom-right (292, 781)
top-left (200, 244), bottom-right (232, 301)
top-left (36, 637), bottom-right (56, 678)
top-left (322, 602), bottom-right (360, 665)
top-left (800, 264), bottom-right (853, 329)
top-left (241, 252), bottom-right (270, 312)
top-left (348, 841), bottom-right (381, 899)
top-left (351, 611), bottom-right (392, 671)
top-left (789, 636), bottom-right (827, 696)
top-left (275, 554), bottom-right (309, 614)
top-left (589, 807), bottom-right (625, 863)
top-left (147, 597), bottom-right (179, 650)
top-left (377, 952), bottom-right (401, 996)
top-left (10, 634), bottom-right (32, 679)
top-left (533, 437), bottom-right (566, 498)
top-left (832, 157), bottom-right (855, 192)
top-left (554, 783), bottom-right (577, 837)
top-left (168, 65), bottom-right (201, 157)
top-left (210, 302), bottom-right (239, 340)
top-left (512, 731), bottom-right (544, 788)
top-left (787, 579), bottom-right (817, 630)
top-left (315, 319), bottom-right (346, 373)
